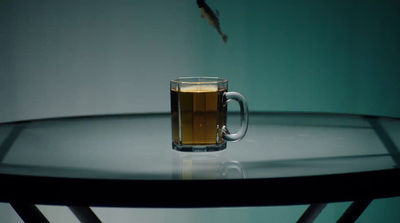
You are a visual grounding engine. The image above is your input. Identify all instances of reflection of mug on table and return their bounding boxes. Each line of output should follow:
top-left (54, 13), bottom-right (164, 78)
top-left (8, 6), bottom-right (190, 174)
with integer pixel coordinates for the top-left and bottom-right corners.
top-left (170, 77), bottom-right (249, 152)
top-left (173, 151), bottom-right (246, 180)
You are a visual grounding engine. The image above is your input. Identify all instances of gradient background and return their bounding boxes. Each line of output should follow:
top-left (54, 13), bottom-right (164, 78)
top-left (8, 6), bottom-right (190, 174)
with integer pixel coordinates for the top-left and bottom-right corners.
top-left (1, 0), bottom-right (399, 123)
top-left (1, 0), bottom-right (400, 222)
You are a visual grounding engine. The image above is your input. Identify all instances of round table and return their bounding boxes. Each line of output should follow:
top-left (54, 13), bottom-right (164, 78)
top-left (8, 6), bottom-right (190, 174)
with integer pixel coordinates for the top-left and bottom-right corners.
top-left (1, 112), bottom-right (399, 222)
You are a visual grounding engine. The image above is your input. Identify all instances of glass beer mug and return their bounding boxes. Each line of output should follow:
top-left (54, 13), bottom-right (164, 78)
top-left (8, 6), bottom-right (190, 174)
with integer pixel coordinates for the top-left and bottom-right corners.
top-left (170, 77), bottom-right (249, 152)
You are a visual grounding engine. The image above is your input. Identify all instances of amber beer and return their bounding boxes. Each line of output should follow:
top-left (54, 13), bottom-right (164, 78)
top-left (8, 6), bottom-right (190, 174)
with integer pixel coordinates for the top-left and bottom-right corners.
top-left (171, 85), bottom-right (227, 146)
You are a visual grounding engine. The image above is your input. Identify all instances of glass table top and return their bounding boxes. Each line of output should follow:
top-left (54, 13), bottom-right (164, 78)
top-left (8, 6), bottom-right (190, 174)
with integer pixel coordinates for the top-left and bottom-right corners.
top-left (1, 113), bottom-right (399, 181)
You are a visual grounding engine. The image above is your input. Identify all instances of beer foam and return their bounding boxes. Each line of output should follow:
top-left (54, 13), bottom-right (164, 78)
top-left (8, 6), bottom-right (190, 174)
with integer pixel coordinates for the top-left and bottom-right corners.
top-left (179, 85), bottom-right (218, 92)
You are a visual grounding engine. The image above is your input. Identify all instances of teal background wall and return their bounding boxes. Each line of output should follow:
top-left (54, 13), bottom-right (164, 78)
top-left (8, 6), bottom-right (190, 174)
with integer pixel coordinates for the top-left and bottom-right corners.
top-left (1, 0), bottom-right (399, 123)
top-left (208, 0), bottom-right (400, 117)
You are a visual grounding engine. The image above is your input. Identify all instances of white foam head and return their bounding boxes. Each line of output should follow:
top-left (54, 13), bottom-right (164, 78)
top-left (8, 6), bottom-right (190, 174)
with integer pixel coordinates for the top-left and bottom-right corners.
top-left (180, 85), bottom-right (218, 92)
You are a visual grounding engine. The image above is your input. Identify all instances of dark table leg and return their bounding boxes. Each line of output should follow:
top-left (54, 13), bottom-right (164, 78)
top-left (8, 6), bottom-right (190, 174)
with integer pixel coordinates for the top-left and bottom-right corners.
top-left (11, 203), bottom-right (50, 223)
top-left (337, 199), bottom-right (372, 223)
top-left (297, 203), bottom-right (327, 223)
top-left (69, 206), bottom-right (102, 223)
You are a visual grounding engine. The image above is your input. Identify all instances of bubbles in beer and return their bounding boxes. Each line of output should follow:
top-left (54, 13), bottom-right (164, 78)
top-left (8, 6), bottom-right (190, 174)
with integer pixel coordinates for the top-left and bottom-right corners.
top-left (171, 87), bottom-right (227, 145)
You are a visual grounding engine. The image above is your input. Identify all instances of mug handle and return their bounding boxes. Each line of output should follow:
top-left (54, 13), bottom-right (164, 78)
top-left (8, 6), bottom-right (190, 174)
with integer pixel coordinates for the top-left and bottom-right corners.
top-left (222, 92), bottom-right (249, 142)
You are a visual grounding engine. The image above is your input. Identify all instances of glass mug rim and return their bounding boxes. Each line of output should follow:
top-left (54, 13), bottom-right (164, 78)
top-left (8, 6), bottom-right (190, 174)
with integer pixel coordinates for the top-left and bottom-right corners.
top-left (171, 77), bottom-right (228, 85)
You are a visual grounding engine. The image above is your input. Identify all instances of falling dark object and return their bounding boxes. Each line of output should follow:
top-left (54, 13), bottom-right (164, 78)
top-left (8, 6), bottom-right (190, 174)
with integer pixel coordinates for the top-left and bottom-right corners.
top-left (197, 0), bottom-right (228, 43)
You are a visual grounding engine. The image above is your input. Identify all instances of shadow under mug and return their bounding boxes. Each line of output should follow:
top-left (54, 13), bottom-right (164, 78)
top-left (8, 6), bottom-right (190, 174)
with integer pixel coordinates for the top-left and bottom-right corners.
top-left (170, 77), bottom-right (249, 152)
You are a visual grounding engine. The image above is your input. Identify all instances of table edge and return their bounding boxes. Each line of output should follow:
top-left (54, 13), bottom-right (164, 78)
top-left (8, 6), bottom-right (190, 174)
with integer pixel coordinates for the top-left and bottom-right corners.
top-left (1, 168), bottom-right (399, 207)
